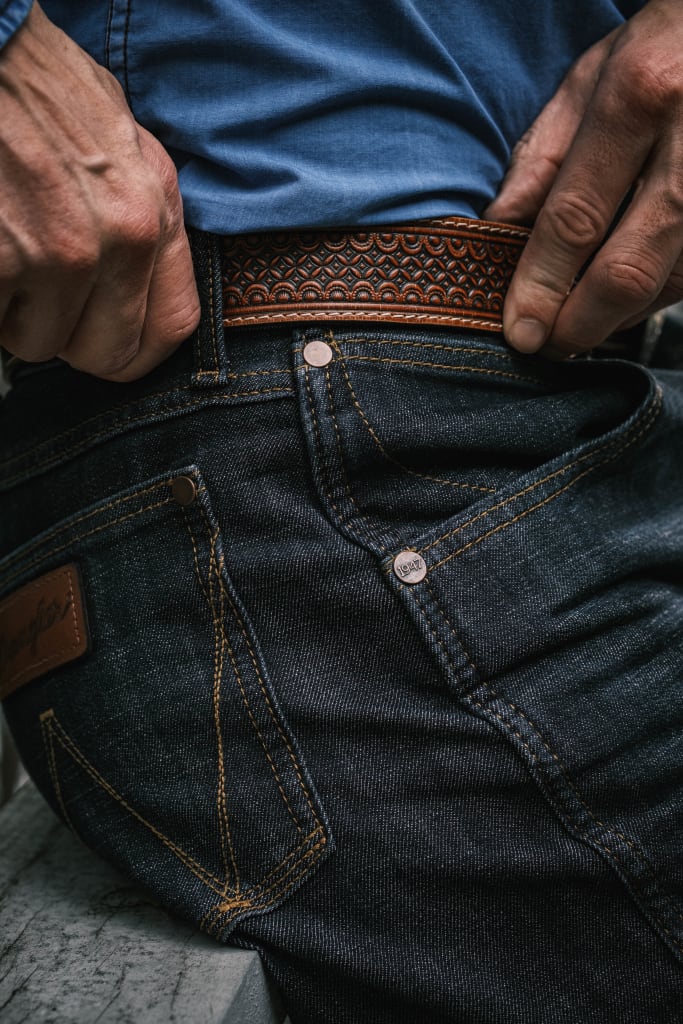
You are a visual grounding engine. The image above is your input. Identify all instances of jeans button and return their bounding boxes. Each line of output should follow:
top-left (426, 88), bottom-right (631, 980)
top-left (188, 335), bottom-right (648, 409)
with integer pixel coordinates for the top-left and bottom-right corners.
top-left (303, 340), bottom-right (333, 367)
top-left (393, 551), bottom-right (427, 584)
top-left (170, 476), bottom-right (197, 506)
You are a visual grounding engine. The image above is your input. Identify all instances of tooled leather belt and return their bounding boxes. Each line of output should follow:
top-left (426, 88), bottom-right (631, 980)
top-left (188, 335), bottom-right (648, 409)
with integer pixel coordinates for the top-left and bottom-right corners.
top-left (221, 216), bottom-right (530, 333)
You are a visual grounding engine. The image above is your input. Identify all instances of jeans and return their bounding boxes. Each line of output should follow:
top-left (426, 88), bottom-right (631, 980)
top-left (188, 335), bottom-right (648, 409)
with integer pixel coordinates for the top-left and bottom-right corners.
top-left (1, 231), bottom-right (682, 1023)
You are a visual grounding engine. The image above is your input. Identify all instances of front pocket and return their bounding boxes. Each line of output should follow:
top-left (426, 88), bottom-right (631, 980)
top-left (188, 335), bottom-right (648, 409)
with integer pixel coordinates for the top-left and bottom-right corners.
top-left (296, 326), bottom-right (683, 963)
top-left (0, 467), bottom-right (332, 940)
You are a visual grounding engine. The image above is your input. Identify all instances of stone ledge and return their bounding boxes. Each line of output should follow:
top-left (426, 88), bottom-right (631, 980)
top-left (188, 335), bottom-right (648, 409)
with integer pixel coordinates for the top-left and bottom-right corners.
top-left (0, 782), bottom-right (288, 1023)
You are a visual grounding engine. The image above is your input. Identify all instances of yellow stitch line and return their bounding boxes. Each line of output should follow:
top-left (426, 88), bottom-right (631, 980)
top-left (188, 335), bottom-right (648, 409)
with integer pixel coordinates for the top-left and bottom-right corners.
top-left (213, 827), bottom-right (325, 921)
top-left (215, 838), bottom-right (328, 933)
top-left (181, 515), bottom-right (212, 609)
top-left (211, 837), bottom-right (328, 932)
top-left (215, 566), bottom-right (321, 830)
top-left (252, 826), bottom-right (324, 889)
top-left (41, 713), bottom-right (75, 833)
top-left (340, 338), bottom-right (516, 362)
top-left (207, 528), bottom-right (237, 892)
top-left (332, 341), bottom-right (496, 495)
top-left (199, 829), bottom-right (324, 934)
top-left (0, 387), bottom-right (295, 489)
top-left (464, 692), bottom-right (683, 944)
top-left (430, 393), bottom-right (663, 571)
top-left (212, 552), bottom-right (304, 835)
top-left (0, 480), bottom-right (171, 580)
top-left (230, 367), bottom-right (291, 378)
top-left (0, 496), bottom-right (174, 595)
top-left (46, 715), bottom-right (226, 893)
top-left (49, 717), bottom-right (225, 890)
top-left (193, 497), bottom-right (305, 835)
top-left (323, 364), bottom-right (390, 554)
top-left (304, 366), bottom-right (347, 528)
top-left (414, 577), bottom-right (683, 937)
top-left (182, 511), bottom-right (240, 891)
top-left (420, 389), bottom-right (663, 557)
top-left (341, 354), bottom-right (539, 384)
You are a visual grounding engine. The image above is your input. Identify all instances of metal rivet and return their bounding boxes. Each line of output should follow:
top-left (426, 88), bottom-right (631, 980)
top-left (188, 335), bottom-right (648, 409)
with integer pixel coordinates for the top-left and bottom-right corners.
top-left (303, 340), bottom-right (333, 367)
top-left (393, 550), bottom-right (427, 584)
top-left (171, 476), bottom-right (197, 507)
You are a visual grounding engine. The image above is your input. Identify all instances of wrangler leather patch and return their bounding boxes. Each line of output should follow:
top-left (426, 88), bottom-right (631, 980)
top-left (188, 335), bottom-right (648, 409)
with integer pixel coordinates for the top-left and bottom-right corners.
top-left (0, 563), bottom-right (89, 700)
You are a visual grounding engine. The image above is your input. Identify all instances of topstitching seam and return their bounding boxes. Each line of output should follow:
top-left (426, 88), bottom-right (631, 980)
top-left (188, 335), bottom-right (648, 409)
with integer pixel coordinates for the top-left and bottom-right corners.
top-left (415, 387), bottom-right (663, 560)
top-left (331, 340), bottom-right (497, 495)
top-left (406, 587), bottom-right (683, 948)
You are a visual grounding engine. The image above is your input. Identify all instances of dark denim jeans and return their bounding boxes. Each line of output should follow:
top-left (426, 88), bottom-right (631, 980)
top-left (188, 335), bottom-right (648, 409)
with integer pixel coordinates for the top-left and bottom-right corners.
top-left (1, 232), bottom-right (682, 1022)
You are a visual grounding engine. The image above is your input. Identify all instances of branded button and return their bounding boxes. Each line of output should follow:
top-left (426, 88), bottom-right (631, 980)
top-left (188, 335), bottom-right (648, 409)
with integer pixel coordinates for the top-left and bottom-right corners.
top-left (303, 340), bottom-right (333, 367)
top-left (171, 476), bottom-right (197, 506)
top-left (393, 550), bottom-right (427, 584)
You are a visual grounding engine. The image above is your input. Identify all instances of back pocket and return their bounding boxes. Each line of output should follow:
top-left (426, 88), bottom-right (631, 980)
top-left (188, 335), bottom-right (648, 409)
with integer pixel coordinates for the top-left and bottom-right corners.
top-left (0, 467), bottom-right (332, 940)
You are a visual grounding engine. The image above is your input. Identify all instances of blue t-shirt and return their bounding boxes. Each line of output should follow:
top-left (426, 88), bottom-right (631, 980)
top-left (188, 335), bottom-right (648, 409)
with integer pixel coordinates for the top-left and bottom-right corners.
top-left (5, 0), bottom-right (645, 232)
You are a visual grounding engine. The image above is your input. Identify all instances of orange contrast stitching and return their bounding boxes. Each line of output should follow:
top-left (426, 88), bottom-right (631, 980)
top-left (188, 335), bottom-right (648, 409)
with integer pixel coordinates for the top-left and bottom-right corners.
top-left (213, 552), bottom-right (322, 832)
top-left (0, 386), bottom-right (294, 489)
top-left (331, 340), bottom-right (497, 495)
top-left (323, 364), bottom-right (391, 554)
top-left (341, 353), bottom-right (540, 385)
top-left (407, 583), bottom-right (683, 949)
top-left (417, 388), bottom-right (663, 560)
top-left (40, 710), bottom-right (228, 894)
top-left (0, 495), bottom-right (174, 595)
top-left (429, 391), bottom-right (663, 571)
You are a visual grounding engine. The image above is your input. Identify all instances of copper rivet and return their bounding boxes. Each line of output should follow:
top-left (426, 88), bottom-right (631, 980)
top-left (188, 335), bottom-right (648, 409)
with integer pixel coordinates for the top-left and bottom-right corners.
top-left (303, 340), bottom-right (333, 367)
top-left (393, 550), bottom-right (427, 584)
top-left (171, 476), bottom-right (197, 507)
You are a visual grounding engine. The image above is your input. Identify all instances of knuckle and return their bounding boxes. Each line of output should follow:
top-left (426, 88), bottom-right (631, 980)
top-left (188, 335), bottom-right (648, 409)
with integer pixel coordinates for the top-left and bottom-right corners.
top-left (603, 51), bottom-right (683, 119)
top-left (543, 192), bottom-right (606, 252)
top-left (599, 255), bottom-right (666, 306)
top-left (116, 202), bottom-right (163, 251)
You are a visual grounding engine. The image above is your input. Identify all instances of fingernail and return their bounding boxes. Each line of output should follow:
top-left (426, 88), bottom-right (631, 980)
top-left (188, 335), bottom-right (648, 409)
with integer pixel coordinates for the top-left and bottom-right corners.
top-left (507, 318), bottom-right (547, 353)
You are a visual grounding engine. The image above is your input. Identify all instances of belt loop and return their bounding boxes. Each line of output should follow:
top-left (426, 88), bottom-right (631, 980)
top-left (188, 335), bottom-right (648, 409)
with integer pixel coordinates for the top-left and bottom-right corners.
top-left (187, 226), bottom-right (232, 386)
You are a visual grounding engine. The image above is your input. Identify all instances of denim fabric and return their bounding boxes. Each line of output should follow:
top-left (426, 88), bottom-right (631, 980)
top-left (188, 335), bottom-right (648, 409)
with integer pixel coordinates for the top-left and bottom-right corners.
top-left (1, 231), bottom-right (682, 1022)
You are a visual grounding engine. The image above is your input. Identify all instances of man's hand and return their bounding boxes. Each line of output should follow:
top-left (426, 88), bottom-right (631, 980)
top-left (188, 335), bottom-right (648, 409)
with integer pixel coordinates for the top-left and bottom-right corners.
top-left (0, 2), bottom-right (200, 381)
top-left (485, 0), bottom-right (683, 359)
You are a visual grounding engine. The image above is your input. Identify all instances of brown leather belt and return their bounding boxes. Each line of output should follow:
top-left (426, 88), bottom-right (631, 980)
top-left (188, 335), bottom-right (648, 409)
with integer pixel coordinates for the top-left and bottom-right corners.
top-left (221, 216), bottom-right (529, 333)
